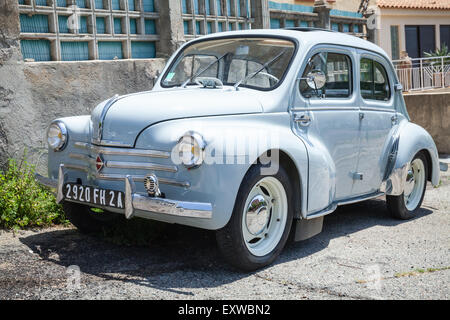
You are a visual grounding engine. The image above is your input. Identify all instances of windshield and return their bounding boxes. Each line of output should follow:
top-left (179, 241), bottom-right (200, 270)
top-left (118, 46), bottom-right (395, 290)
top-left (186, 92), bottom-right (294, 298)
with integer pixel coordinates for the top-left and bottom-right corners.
top-left (161, 37), bottom-right (296, 90)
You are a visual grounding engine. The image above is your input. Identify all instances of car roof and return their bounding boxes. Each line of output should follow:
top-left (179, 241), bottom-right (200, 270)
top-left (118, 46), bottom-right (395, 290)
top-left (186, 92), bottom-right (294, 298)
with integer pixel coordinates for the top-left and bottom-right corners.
top-left (197, 28), bottom-right (389, 60)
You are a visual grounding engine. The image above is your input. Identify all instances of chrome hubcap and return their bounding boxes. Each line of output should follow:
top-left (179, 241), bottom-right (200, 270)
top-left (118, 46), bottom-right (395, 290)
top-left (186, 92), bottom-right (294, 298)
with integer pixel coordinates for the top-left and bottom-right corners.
top-left (242, 177), bottom-right (288, 257)
top-left (404, 159), bottom-right (425, 211)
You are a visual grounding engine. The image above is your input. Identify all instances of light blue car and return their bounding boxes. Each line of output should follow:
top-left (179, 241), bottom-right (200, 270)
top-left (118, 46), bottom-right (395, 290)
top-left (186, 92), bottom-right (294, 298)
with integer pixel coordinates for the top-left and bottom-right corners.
top-left (37, 29), bottom-right (443, 270)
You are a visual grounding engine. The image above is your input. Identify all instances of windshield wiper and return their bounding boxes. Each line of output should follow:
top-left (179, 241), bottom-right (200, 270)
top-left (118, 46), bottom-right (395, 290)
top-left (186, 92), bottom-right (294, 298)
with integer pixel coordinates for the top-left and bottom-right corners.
top-left (181, 53), bottom-right (228, 88)
top-left (233, 49), bottom-right (287, 90)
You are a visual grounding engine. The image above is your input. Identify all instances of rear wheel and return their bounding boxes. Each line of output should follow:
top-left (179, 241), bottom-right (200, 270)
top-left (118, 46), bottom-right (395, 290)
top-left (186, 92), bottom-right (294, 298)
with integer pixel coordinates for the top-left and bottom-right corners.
top-left (386, 152), bottom-right (428, 220)
top-left (63, 202), bottom-right (120, 234)
top-left (216, 164), bottom-right (294, 271)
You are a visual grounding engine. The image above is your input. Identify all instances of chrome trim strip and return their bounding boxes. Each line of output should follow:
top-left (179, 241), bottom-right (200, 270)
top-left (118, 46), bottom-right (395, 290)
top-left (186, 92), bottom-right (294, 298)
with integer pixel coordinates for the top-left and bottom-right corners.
top-left (74, 142), bottom-right (170, 158)
top-left (94, 94), bottom-right (119, 143)
top-left (96, 173), bottom-right (190, 188)
top-left (56, 164), bottom-right (65, 203)
top-left (105, 160), bottom-right (178, 173)
top-left (91, 140), bottom-right (134, 148)
top-left (65, 164), bottom-right (89, 172)
top-left (291, 107), bottom-right (359, 112)
top-left (359, 106), bottom-right (396, 113)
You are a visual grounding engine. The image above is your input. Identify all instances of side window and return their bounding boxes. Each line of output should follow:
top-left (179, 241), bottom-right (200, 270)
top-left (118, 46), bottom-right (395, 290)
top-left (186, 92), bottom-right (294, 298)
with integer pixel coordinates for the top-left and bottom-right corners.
top-left (300, 52), bottom-right (352, 98)
top-left (360, 58), bottom-right (391, 101)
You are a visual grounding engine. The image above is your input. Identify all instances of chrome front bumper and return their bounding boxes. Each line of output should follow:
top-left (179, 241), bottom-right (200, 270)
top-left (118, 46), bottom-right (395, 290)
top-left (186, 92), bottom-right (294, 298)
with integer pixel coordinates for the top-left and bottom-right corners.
top-left (36, 164), bottom-right (212, 220)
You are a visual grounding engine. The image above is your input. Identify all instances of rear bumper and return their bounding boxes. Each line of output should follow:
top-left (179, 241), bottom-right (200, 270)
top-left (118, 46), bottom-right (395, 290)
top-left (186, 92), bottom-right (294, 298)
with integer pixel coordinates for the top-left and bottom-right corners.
top-left (36, 164), bottom-right (213, 220)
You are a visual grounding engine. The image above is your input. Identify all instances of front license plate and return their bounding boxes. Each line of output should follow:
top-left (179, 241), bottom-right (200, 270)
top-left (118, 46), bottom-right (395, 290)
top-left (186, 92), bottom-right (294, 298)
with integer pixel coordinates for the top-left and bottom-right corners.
top-left (63, 183), bottom-right (124, 209)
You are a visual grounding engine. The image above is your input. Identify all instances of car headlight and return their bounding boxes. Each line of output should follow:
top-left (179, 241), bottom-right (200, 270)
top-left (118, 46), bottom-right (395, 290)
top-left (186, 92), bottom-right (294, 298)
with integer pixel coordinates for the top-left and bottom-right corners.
top-left (175, 131), bottom-right (206, 168)
top-left (47, 121), bottom-right (68, 151)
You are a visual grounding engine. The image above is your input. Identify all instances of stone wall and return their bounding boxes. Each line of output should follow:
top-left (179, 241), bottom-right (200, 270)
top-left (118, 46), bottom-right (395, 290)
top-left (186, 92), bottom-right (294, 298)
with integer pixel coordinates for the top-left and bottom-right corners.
top-left (0, 2), bottom-right (166, 173)
top-left (404, 92), bottom-right (450, 155)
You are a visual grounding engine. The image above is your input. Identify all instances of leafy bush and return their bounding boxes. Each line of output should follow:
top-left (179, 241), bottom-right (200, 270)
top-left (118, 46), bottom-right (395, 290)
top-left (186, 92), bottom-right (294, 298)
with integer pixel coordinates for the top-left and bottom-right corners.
top-left (0, 157), bottom-right (67, 229)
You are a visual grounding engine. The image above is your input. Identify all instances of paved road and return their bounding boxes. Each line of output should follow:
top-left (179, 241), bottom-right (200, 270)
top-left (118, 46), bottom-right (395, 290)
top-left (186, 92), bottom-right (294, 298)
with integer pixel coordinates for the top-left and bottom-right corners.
top-left (0, 171), bottom-right (448, 300)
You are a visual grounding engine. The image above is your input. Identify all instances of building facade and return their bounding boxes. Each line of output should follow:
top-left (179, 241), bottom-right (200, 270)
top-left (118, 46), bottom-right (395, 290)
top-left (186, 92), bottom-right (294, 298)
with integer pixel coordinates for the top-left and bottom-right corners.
top-left (374, 0), bottom-right (450, 59)
top-left (16, 0), bottom-right (370, 62)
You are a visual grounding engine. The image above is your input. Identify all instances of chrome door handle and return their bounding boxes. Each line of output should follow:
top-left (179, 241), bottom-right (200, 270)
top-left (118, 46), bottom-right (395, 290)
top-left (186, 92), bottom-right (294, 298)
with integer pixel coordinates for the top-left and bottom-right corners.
top-left (391, 115), bottom-right (398, 124)
top-left (294, 114), bottom-right (311, 126)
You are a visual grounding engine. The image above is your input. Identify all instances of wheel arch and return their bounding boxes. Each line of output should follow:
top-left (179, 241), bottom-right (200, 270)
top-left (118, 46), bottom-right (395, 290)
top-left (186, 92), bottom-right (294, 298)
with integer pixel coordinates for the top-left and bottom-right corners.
top-left (245, 148), bottom-right (305, 220)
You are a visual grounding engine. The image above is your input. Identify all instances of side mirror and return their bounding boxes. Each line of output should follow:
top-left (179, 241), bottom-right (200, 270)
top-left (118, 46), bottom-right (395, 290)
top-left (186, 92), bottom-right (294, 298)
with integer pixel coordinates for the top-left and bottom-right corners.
top-left (306, 69), bottom-right (326, 90)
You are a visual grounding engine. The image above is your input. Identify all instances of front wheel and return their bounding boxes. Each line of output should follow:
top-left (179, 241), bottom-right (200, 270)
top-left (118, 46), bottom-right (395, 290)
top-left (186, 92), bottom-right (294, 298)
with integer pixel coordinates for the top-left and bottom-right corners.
top-left (386, 152), bottom-right (428, 220)
top-left (216, 164), bottom-right (294, 271)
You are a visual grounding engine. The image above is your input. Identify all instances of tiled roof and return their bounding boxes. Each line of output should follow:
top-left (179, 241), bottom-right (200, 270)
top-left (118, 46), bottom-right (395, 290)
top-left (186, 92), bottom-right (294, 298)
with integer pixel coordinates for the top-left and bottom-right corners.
top-left (377, 0), bottom-right (450, 10)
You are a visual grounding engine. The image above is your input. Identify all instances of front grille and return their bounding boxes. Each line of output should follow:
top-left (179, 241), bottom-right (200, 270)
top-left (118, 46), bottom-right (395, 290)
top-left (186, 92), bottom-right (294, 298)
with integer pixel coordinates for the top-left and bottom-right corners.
top-left (64, 141), bottom-right (190, 188)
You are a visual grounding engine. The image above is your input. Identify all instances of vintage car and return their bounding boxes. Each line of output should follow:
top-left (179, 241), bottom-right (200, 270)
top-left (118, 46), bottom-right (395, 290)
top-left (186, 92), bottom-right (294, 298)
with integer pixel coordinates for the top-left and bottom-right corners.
top-left (37, 28), bottom-right (443, 271)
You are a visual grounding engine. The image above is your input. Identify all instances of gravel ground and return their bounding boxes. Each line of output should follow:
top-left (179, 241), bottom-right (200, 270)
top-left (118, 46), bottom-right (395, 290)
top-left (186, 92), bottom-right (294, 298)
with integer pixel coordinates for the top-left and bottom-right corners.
top-left (0, 170), bottom-right (448, 300)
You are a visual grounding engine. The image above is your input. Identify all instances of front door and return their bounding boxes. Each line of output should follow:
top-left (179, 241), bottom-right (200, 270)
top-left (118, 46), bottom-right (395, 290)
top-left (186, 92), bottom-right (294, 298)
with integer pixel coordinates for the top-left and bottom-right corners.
top-left (292, 47), bottom-right (361, 213)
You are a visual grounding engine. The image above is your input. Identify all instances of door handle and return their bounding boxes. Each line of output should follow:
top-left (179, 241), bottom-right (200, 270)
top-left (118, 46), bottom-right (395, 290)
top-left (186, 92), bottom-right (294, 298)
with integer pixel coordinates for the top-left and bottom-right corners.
top-left (294, 114), bottom-right (311, 126)
top-left (391, 115), bottom-right (398, 125)
top-left (359, 112), bottom-right (365, 120)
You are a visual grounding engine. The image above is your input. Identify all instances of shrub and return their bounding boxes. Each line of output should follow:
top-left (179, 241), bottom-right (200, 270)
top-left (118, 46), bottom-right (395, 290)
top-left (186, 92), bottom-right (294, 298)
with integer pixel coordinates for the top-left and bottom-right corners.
top-left (0, 157), bottom-right (67, 229)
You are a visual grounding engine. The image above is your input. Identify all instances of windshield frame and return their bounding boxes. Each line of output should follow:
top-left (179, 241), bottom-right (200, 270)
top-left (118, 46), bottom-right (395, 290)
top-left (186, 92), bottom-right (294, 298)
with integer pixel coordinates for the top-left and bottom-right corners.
top-left (160, 34), bottom-right (299, 91)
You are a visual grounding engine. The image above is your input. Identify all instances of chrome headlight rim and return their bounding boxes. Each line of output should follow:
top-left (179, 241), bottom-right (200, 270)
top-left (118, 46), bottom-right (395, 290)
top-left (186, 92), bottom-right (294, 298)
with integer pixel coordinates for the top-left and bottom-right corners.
top-left (47, 120), bottom-right (68, 151)
top-left (176, 131), bottom-right (206, 169)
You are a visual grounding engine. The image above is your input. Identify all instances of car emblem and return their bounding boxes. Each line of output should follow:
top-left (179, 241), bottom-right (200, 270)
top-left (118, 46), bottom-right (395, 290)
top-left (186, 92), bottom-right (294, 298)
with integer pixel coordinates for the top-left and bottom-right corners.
top-left (95, 155), bottom-right (104, 172)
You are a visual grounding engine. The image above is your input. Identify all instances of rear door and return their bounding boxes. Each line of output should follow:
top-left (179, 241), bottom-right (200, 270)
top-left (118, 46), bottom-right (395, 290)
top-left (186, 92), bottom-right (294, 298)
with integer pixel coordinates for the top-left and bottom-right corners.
top-left (354, 51), bottom-right (398, 196)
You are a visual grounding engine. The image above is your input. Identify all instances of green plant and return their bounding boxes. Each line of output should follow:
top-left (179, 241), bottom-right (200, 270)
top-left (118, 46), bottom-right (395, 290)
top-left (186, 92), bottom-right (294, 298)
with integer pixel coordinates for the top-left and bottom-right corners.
top-left (0, 157), bottom-right (67, 229)
top-left (424, 44), bottom-right (450, 64)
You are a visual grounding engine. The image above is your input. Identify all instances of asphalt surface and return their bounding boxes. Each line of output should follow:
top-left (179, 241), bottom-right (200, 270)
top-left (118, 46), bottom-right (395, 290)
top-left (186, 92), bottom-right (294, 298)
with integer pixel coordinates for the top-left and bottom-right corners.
top-left (0, 170), bottom-right (448, 300)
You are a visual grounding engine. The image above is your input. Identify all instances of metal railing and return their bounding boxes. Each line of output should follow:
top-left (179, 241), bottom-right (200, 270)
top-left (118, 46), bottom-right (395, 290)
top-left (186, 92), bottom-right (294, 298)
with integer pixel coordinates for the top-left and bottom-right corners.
top-left (392, 55), bottom-right (450, 91)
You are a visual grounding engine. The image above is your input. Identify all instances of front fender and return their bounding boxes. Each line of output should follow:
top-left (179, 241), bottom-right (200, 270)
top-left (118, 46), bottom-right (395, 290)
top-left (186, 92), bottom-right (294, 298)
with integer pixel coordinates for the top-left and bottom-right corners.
top-left (135, 112), bottom-right (308, 229)
top-left (382, 120), bottom-right (440, 195)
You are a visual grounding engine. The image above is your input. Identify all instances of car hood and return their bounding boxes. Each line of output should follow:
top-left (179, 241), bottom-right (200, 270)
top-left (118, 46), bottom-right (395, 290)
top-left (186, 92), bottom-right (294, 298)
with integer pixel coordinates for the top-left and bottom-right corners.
top-left (91, 87), bottom-right (264, 147)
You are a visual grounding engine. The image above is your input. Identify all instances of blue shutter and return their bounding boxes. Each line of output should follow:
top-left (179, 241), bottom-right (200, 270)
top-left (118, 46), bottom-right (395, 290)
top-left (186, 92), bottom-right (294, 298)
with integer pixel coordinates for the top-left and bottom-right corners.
top-left (331, 23), bottom-right (339, 31)
top-left (183, 21), bottom-right (189, 34)
top-left (61, 42), bottom-right (89, 61)
top-left (18, 0), bottom-right (26, 4)
top-left (144, 19), bottom-right (156, 34)
top-left (79, 16), bottom-right (88, 33)
top-left (343, 24), bottom-right (350, 32)
top-left (58, 16), bottom-right (69, 33)
top-left (21, 40), bottom-right (51, 61)
top-left (114, 18), bottom-right (122, 34)
top-left (300, 21), bottom-right (308, 28)
top-left (129, 18), bottom-right (137, 34)
top-left (20, 14), bottom-right (49, 33)
top-left (270, 19), bottom-right (280, 29)
top-left (128, 0), bottom-right (135, 11)
top-left (56, 0), bottom-right (67, 7)
top-left (218, 22), bottom-right (223, 32)
top-left (207, 22), bottom-right (212, 34)
top-left (94, 0), bottom-right (103, 9)
top-left (96, 17), bottom-right (106, 34)
top-left (35, 0), bottom-right (48, 6)
top-left (75, 0), bottom-right (86, 8)
top-left (196, 21), bottom-right (201, 35)
top-left (205, 0), bottom-right (211, 15)
top-left (285, 19), bottom-right (295, 28)
top-left (98, 41), bottom-right (123, 60)
top-left (226, 0), bottom-right (231, 15)
top-left (194, 0), bottom-right (199, 14)
top-left (131, 41), bottom-right (156, 59)
top-left (237, 0), bottom-right (241, 16)
top-left (112, 0), bottom-right (120, 10)
top-left (182, 0), bottom-right (188, 13)
top-left (216, 0), bottom-right (221, 15)
top-left (142, 0), bottom-right (154, 12)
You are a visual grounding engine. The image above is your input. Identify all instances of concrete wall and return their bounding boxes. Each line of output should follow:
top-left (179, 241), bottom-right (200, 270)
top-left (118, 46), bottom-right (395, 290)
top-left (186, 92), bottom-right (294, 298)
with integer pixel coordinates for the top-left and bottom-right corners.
top-left (0, 2), bottom-right (166, 173)
top-left (405, 92), bottom-right (450, 154)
